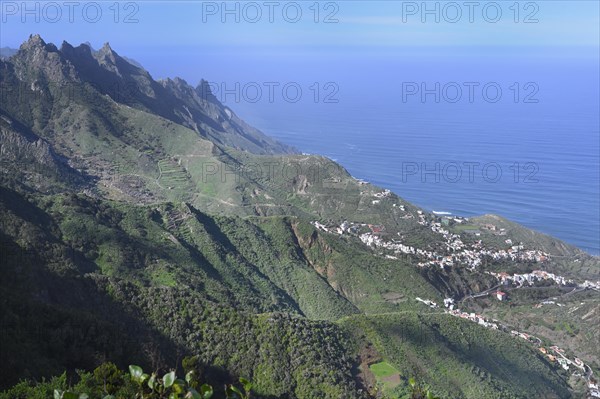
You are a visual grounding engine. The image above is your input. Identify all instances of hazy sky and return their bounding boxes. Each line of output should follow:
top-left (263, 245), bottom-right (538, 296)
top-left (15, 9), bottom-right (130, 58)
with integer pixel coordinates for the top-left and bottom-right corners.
top-left (2, 1), bottom-right (598, 49)
top-left (1, 1), bottom-right (599, 83)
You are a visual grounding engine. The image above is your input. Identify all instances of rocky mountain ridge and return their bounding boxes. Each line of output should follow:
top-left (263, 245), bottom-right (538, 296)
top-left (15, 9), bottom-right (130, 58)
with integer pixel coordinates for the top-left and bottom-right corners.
top-left (1, 35), bottom-right (598, 399)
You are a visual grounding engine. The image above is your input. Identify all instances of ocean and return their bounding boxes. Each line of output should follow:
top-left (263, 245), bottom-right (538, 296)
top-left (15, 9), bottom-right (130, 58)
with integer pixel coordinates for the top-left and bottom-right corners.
top-left (148, 45), bottom-right (600, 255)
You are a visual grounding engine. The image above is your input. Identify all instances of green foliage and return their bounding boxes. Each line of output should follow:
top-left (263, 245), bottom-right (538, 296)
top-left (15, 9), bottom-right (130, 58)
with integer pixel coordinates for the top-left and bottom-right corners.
top-left (408, 377), bottom-right (440, 399)
top-left (94, 363), bottom-right (124, 395)
top-left (341, 312), bottom-right (570, 399)
top-left (0, 35), bottom-right (591, 399)
top-left (1, 363), bottom-right (252, 399)
top-left (0, 186), bottom-right (578, 398)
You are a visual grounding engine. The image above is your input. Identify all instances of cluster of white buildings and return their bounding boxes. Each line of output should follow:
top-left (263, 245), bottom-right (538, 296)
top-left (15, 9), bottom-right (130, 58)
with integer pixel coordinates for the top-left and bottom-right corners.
top-left (488, 270), bottom-right (573, 287)
top-left (359, 233), bottom-right (430, 257)
top-left (413, 213), bottom-right (549, 269)
top-left (438, 297), bottom-right (502, 329)
top-left (311, 221), bottom-right (330, 233)
top-left (373, 189), bottom-right (391, 199)
top-left (415, 297), bottom-right (501, 330)
top-left (488, 270), bottom-right (600, 293)
top-left (313, 212), bottom-right (550, 274)
top-left (367, 220), bottom-right (547, 272)
top-left (451, 309), bottom-right (500, 330)
top-left (476, 246), bottom-right (548, 263)
top-left (534, 300), bottom-right (565, 308)
top-left (370, 189), bottom-right (392, 205)
top-left (581, 280), bottom-right (600, 290)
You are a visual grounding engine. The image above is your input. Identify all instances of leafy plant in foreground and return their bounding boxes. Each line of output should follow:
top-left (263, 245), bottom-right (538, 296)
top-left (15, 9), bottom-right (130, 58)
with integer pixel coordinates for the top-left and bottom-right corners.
top-left (52, 364), bottom-right (252, 399)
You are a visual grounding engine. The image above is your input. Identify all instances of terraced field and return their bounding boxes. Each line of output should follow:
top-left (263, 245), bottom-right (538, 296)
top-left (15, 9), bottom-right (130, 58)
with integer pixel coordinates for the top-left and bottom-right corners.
top-left (157, 158), bottom-right (193, 191)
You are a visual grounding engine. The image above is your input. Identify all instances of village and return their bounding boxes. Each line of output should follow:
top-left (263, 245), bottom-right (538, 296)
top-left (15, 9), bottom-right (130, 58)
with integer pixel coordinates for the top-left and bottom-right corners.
top-left (415, 297), bottom-right (599, 398)
top-left (311, 190), bottom-right (600, 397)
top-left (487, 270), bottom-right (600, 292)
top-left (488, 269), bottom-right (573, 286)
top-left (312, 188), bottom-right (600, 290)
top-left (312, 197), bottom-right (550, 272)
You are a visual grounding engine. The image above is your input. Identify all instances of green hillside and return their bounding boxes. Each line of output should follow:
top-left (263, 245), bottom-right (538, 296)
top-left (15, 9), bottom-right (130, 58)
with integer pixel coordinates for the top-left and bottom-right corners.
top-left (1, 36), bottom-right (597, 399)
top-left (341, 312), bottom-right (571, 399)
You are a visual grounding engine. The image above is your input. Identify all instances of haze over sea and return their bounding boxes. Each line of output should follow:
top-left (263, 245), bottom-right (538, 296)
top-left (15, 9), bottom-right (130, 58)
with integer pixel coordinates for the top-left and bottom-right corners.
top-left (189, 46), bottom-right (600, 255)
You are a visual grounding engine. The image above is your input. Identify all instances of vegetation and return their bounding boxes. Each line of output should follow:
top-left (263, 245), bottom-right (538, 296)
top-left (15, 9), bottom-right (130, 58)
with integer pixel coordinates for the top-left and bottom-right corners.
top-left (341, 312), bottom-right (571, 399)
top-left (1, 362), bottom-right (250, 399)
top-left (1, 35), bottom-right (595, 399)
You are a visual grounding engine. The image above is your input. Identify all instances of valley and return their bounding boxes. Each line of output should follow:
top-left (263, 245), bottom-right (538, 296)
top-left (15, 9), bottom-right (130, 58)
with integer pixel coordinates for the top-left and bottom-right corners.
top-left (0, 35), bottom-right (598, 399)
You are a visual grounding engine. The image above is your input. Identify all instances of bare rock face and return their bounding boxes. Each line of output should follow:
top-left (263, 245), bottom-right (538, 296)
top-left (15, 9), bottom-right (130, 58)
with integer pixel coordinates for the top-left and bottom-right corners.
top-left (0, 115), bottom-right (85, 191)
top-left (5, 35), bottom-right (295, 156)
top-left (1, 127), bottom-right (53, 163)
top-left (12, 34), bottom-right (79, 84)
top-left (292, 175), bottom-right (310, 194)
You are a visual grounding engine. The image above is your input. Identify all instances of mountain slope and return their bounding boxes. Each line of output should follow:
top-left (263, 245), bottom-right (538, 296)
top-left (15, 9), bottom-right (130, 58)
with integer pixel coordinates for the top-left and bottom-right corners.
top-left (0, 188), bottom-right (364, 396)
top-left (1, 34), bottom-right (295, 155)
top-left (342, 312), bottom-right (571, 399)
top-left (1, 35), bottom-right (598, 399)
top-left (0, 187), bottom-right (571, 398)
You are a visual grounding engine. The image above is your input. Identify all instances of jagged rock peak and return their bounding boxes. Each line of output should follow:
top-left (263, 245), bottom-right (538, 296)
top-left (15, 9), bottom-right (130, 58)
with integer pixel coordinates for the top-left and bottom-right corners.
top-left (96, 42), bottom-right (119, 62)
top-left (198, 79), bottom-right (212, 92)
top-left (196, 79), bottom-right (217, 101)
top-left (20, 34), bottom-right (57, 53)
top-left (92, 41), bottom-right (124, 75)
top-left (59, 40), bottom-right (74, 52)
top-left (173, 76), bottom-right (189, 86)
top-left (99, 42), bottom-right (114, 55)
top-left (76, 42), bottom-right (93, 55)
top-left (26, 34), bottom-right (45, 47)
top-left (60, 40), bottom-right (93, 57)
top-left (161, 76), bottom-right (189, 86)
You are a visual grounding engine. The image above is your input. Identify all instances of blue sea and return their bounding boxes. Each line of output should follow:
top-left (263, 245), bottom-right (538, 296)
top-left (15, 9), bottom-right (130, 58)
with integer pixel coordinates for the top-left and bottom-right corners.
top-left (146, 46), bottom-right (600, 255)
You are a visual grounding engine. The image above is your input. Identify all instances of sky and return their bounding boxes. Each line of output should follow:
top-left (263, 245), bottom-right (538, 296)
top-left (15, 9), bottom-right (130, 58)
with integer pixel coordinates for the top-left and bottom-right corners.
top-left (2, 1), bottom-right (598, 83)
top-left (1, 1), bottom-right (599, 49)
